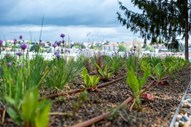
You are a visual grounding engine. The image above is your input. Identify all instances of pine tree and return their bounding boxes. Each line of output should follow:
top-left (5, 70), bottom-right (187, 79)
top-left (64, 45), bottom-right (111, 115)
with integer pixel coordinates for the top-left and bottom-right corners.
top-left (117, 0), bottom-right (191, 59)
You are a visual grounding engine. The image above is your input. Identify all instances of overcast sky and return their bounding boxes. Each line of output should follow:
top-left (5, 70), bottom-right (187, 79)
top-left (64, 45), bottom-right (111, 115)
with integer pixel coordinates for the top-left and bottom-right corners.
top-left (0, 0), bottom-right (141, 42)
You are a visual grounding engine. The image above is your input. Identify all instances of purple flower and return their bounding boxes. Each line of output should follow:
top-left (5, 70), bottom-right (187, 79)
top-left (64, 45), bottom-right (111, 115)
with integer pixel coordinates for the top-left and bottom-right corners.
top-left (20, 43), bottom-right (27, 50)
top-left (7, 62), bottom-right (12, 67)
top-left (60, 33), bottom-right (65, 38)
top-left (0, 40), bottom-right (3, 46)
top-left (16, 52), bottom-right (22, 57)
top-left (52, 43), bottom-right (57, 48)
top-left (62, 40), bottom-right (65, 44)
top-left (13, 39), bottom-right (17, 44)
top-left (57, 41), bottom-right (61, 46)
top-left (19, 35), bottom-right (23, 40)
top-left (54, 51), bottom-right (60, 59)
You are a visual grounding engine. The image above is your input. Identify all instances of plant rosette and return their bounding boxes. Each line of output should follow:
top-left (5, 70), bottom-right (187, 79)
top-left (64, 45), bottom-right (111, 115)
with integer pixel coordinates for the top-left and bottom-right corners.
top-left (141, 93), bottom-right (154, 101)
top-left (81, 68), bottom-right (100, 92)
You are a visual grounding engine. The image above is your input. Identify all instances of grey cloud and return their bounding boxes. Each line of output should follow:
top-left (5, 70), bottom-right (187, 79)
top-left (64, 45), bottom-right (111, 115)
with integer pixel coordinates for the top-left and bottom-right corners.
top-left (0, 0), bottom-right (141, 42)
top-left (0, 0), bottom-right (137, 26)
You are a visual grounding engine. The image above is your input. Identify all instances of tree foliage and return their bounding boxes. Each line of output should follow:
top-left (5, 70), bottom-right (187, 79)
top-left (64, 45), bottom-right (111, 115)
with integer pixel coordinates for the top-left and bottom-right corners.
top-left (117, 0), bottom-right (191, 59)
top-left (118, 44), bottom-right (127, 52)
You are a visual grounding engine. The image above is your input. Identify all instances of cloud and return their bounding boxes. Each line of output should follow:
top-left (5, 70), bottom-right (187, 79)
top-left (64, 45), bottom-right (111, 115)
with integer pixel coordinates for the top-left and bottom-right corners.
top-left (0, 0), bottom-right (141, 42)
top-left (0, 0), bottom-right (138, 26)
top-left (0, 25), bottom-right (142, 42)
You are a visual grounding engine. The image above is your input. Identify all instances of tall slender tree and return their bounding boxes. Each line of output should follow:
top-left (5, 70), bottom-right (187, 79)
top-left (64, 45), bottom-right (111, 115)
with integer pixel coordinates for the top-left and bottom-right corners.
top-left (117, 0), bottom-right (191, 59)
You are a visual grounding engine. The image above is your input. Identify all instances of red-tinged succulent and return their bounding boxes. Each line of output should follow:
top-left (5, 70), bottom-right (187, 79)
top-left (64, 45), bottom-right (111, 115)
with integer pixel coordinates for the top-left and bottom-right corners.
top-left (141, 93), bottom-right (154, 101)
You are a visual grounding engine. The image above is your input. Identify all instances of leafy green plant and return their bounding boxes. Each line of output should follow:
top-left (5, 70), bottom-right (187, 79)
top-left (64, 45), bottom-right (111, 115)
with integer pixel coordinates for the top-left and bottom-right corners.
top-left (163, 57), bottom-right (189, 74)
top-left (0, 55), bottom-right (49, 101)
top-left (126, 56), bottom-right (139, 72)
top-left (0, 56), bottom-right (50, 126)
top-left (140, 56), bottom-right (161, 68)
top-left (148, 57), bottom-right (161, 67)
top-left (105, 56), bottom-right (124, 74)
top-left (46, 57), bottom-right (84, 89)
top-left (164, 61), bottom-right (177, 74)
top-left (6, 88), bottom-right (51, 127)
top-left (126, 61), bottom-right (151, 110)
top-left (2, 54), bottom-right (17, 63)
top-left (26, 55), bottom-right (50, 88)
top-left (92, 53), bottom-right (105, 73)
top-left (81, 68), bottom-right (100, 89)
top-left (95, 63), bottom-right (113, 81)
top-left (153, 63), bottom-right (167, 82)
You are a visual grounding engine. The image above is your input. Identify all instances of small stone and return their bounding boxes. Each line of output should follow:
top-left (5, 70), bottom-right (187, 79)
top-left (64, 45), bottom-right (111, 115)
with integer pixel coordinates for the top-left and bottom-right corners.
top-left (58, 108), bottom-right (63, 112)
top-left (182, 102), bottom-right (191, 108)
top-left (186, 110), bottom-right (191, 115)
top-left (176, 115), bottom-right (182, 121)
top-left (189, 115), bottom-right (191, 121)
top-left (180, 109), bottom-right (187, 115)
top-left (181, 115), bottom-right (189, 122)
top-left (184, 113), bottom-right (188, 117)
top-left (174, 122), bottom-right (179, 127)
top-left (182, 100), bottom-right (189, 103)
top-left (183, 122), bottom-right (190, 127)
top-left (186, 98), bottom-right (191, 102)
top-left (179, 121), bottom-right (184, 127)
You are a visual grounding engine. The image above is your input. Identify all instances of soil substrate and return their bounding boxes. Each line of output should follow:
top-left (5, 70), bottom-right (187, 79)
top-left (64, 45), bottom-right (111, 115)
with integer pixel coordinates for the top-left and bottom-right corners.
top-left (1, 66), bottom-right (190, 127)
